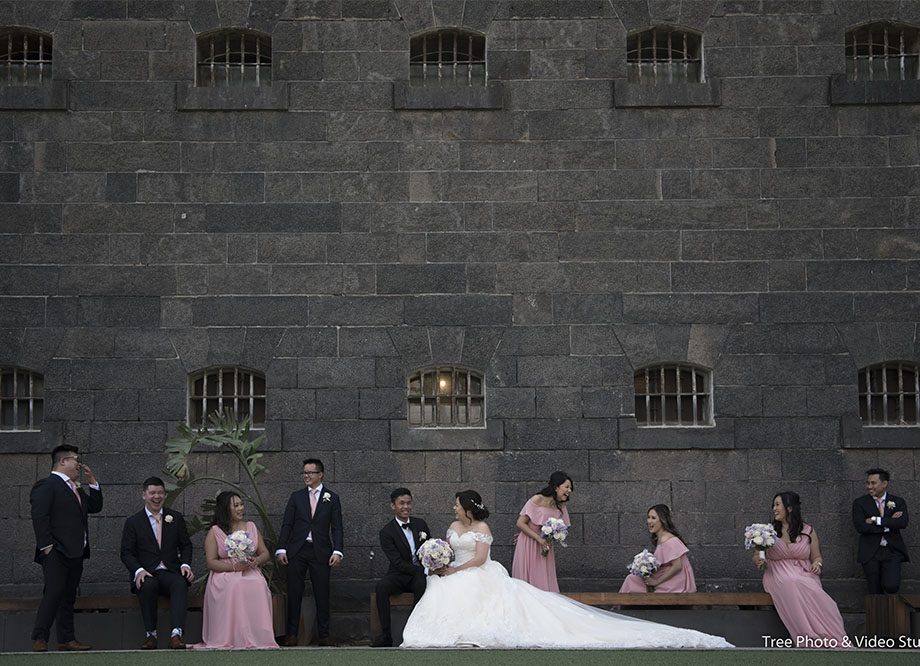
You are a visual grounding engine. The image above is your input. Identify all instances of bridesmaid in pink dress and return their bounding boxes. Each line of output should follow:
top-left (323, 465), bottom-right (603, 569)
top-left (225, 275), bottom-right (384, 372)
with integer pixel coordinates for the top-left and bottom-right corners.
top-left (193, 492), bottom-right (277, 649)
top-left (753, 492), bottom-right (849, 648)
top-left (511, 471), bottom-right (573, 592)
top-left (620, 504), bottom-right (696, 593)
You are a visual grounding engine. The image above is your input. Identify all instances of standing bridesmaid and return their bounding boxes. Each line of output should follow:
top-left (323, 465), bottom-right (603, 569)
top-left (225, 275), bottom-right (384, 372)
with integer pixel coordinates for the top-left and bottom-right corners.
top-left (620, 504), bottom-right (696, 593)
top-left (511, 471), bottom-right (573, 592)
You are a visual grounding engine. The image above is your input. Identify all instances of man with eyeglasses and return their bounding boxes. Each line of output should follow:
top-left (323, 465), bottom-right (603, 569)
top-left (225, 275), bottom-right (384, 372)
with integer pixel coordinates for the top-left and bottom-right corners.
top-left (276, 458), bottom-right (343, 646)
top-left (30, 445), bottom-right (103, 652)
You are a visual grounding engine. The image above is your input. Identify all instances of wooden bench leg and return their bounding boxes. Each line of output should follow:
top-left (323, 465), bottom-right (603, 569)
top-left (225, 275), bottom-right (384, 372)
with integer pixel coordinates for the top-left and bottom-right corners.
top-left (865, 594), bottom-right (911, 639)
top-left (369, 593), bottom-right (381, 638)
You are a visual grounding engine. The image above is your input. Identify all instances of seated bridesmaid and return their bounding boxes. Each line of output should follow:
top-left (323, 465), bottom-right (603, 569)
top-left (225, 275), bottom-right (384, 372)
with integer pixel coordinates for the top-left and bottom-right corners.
top-left (192, 491), bottom-right (277, 649)
top-left (619, 504), bottom-right (696, 593)
top-left (753, 492), bottom-right (848, 648)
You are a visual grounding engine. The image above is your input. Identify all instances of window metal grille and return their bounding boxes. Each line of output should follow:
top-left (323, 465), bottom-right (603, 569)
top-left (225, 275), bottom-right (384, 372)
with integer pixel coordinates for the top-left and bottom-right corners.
top-left (0, 367), bottom-right (43, 431)
top-left (410, 30), bottom-right (486, 85)
top-left (627, 27), bottom-right (703, 84)
top-left (634, 364), bottom-right (712, 427)
top-left (859, 362), bottom-right (920, 426)
top-left (196, 30), bottom-right (271, 87)
top-left (188, 367), bottom-right (266, 428)
top-left (0, 29), bottom-right (52, 85)
top-left (408, 366), bottom-right (485, 427)
top-left (846, 23), bottom-right (920, 81)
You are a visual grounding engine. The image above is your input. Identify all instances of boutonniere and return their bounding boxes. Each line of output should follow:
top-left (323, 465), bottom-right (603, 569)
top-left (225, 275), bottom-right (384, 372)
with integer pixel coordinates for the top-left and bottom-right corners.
top-left (74, 482), bottom-right (81, 489)
top-left (322, 492), bottom-right (331, 503)
top-left (886, 500), bottom-right (896, 510)
top-left (164, 514), bottom-right (174, 524)
top-left (419, 531), bottom-right (427, 541)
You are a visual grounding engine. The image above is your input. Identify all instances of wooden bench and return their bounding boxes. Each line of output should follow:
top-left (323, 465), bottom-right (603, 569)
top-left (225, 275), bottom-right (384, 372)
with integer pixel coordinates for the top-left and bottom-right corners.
top-left (865, 594), bottom-right (920, 639)
top-left (369, 591), bottom-right (774, 637)
top-left (0, 595), bottom-right (204, 613)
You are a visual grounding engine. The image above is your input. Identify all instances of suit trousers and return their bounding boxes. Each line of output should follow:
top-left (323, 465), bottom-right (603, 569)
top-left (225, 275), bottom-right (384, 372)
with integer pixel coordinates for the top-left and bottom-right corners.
top-left (862, 546), bottom-right (903, 594)
top-left (32, 549), bottom-right (83, 642)
top-left (287, 544), bottom-right (331, 638)
top-left (136, 569), bottom-right (189, 632)
top-left (374, 570), bottom-right (426, 642)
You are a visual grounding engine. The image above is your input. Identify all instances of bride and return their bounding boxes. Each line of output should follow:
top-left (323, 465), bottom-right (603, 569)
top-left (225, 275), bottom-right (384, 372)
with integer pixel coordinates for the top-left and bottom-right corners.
top-left (401, 490), bottom-right (732, 649)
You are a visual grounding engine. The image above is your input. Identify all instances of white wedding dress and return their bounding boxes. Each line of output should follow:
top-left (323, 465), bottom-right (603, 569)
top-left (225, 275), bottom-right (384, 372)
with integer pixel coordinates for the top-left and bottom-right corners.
top-left (400, 529), bottom-right (732, 649)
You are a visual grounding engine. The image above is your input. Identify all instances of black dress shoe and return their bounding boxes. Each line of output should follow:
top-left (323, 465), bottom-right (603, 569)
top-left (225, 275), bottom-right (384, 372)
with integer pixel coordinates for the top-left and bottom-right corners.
top-left (370, 636), bottom-right (392, 647)
top-left (316, 636), bottom-right (337, 647)
top-left (280, 635), bottom-right (299, 647)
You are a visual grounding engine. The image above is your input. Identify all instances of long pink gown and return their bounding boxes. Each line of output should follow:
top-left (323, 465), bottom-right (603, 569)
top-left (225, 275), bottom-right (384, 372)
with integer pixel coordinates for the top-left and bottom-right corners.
top-left (193, 523), bottom-right (277, 649)
top-left (619, 537), bottom-right (697, 593)
top-left (511, 499), bottom-right (571, 592)
top-left (762, 524), bottom-right (848, 647)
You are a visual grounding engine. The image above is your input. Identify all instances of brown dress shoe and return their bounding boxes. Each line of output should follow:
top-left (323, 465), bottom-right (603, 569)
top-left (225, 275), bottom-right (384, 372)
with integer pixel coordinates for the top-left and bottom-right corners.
top-left (280, 635), bottom-right (298, 647)
top-left (32, 639), bottom-right (48, 652)
top-left (59, 640), bottom-right (92, 651)
top-left (168, 636), bottom-right (186, 649)
top-left (141, 636), bottom-right (158, 650)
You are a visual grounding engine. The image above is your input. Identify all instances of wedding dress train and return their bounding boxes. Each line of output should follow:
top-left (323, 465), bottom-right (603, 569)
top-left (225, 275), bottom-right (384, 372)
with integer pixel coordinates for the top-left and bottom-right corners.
top-left (401, 529), bottom-right (732, 649)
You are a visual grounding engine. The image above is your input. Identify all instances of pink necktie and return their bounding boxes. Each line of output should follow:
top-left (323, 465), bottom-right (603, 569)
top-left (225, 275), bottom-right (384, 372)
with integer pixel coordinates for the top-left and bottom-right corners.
top-left (310, 489), bottom-right (318, 517)
top-left (877, 498), bottom-right (885, 517)
top-left (153, 513), bottom-right (162, 546)
top-left (68, 479), bottom-right (81, 505)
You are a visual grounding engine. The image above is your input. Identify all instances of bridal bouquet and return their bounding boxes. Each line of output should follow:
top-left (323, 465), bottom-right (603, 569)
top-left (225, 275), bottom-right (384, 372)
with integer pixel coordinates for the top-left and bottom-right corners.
top-left (417, 538), bottom-right (453, 570)
top-left (628, 549), bottom-right (659, 577)
top-left (744, 523), bottom-right (777, 561)
top-left (224, 530), bottom-right (255, 562)
top-left (540, 517), bottom-right (569, 556)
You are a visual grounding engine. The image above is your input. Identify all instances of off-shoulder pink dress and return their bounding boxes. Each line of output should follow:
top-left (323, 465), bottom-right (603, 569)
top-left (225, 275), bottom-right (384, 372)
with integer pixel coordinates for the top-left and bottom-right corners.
top-left (619, 537), bottom-right (697, 593)
top-left (193, 523), bottom-right (277, 649)
top-left (511, 498), bottom-right (570, 592)
top-left (762, 524), bottom-right (848, 647)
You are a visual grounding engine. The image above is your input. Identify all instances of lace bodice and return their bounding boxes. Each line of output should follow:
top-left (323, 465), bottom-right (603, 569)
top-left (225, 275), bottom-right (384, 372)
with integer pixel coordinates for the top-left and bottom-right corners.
top-left (447, 529), bottom-right (493, 566)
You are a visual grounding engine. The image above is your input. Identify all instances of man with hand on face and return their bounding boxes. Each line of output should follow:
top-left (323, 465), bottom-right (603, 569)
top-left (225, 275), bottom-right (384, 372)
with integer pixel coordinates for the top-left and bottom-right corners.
top-left (371, 488), bottom-right (431, 647)
top-left (30, 445), bottom-right (103, 653)
top-left (120, 476), bottom-right (194, 649)
top-left (276, 458), bottom-right (344, 646)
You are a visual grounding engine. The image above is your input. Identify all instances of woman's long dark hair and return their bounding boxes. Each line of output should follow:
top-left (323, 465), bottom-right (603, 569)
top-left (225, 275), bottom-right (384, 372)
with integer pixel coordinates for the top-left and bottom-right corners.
top-left (773, 491), bottom-right (806, 542)
top-left (456, 489), bottom-right (490, 521)
top-left (212, 491), bottom-right (241, 535)
top-left (538, 471), bottom-right (573, 511)
top-left (648, 504), bottom-right (685, 547)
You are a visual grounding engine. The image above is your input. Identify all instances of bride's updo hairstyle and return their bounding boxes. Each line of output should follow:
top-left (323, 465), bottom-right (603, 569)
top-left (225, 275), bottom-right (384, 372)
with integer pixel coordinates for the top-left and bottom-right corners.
top-left (456, 489), bottom-right (490, 521)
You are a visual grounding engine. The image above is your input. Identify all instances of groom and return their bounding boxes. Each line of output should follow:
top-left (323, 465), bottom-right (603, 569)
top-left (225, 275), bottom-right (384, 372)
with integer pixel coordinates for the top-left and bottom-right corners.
top-left (276, 458), bottom-right (343, 646)
top-left (852, 467), bottom-right (910, 594)
top-left (371, 488), bottom-right (430, 647)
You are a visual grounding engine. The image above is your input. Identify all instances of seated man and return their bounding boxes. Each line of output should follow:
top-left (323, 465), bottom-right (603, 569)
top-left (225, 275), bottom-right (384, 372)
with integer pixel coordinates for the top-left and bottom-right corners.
top-left (372, 487), bottom-right (430, 647)
top-left (120, 476), bottom-right (194, 649)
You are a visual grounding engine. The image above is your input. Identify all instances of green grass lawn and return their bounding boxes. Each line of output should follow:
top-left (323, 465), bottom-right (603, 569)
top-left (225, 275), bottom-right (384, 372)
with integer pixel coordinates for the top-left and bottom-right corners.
top-left (2, 649), bottom-right (919, 666)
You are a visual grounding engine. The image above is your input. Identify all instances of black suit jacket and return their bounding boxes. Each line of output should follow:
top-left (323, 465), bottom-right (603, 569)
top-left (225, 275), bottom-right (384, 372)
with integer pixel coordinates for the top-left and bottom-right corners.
top-left (379, 517), bottom-right (430, 577)
top-left (120, 508), bottom-right (193, 591)
top-left (852, 493), bottom-right (910, 564)
top-left (30, 474), bottom-right (103, 562)
top-left (278, 486), bottom-right (344, 559)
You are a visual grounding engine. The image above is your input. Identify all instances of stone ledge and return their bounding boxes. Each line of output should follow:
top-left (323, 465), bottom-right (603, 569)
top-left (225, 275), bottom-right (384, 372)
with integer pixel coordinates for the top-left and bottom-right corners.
top-left (176, 82), bottom-right (290, 111)
top-left (0, 430), bottom-right (46, 452)
top-left (0, 81), bottom-right (68, 110)
top-left (613, 78), bottom-right (721, 108)
top-left (618, 417), bottom-right (735, 449)
top-left (829, 74), bottom-right (920, 105)
top-left (841, 413), bottom-right (920, 448)
top-left (390, 419), bottom-right (503, 450)
top-left (392, 81), bottom-right (504, 110)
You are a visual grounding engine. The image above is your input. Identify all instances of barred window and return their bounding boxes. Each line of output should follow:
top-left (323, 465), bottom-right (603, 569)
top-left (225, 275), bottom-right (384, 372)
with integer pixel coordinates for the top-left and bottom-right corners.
top-left (627, 27), bottom-right (702, 84)
top-left (1, 28), bottom-right (52, 85)
top-left (408, 366), bottom-right (484, 427)
top-left (0, 367), bottom-right (43, 431)
top-left (196, 29), bottom-right (271, 87)
top-left (846, 23), bottom-right (919, 81)
top-left (410, 29), bottom-right (486, 85)
top-left (634, 364), bottom-right (712, 427)
top-left (188, 367), bottom-right (266, 428)
top-left (859, 362), bottom-right (919, 426)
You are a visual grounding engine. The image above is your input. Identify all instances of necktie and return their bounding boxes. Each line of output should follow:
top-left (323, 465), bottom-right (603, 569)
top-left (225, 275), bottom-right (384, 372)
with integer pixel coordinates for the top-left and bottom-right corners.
top-left (153, 513), bottom-right (162, 547)
top-left (310, 489), bottom-right (318, 516)
top-left (877, 498), bottom-right (885, 517)
top-left (68, 479), bottom-right (81, 505)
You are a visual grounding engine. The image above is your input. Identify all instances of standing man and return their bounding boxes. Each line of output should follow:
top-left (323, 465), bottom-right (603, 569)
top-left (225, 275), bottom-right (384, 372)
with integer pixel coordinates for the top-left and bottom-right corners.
top-left (30, 445), bottom-right (103, 652)
top-left (276, 458), bottom-right (343, 646)
top-left (120, 476), bottom-right (195, 649)
top-left (371, 488), bottom-right (430, 647)
top-left (852, 467), bottom-right (910, 594)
